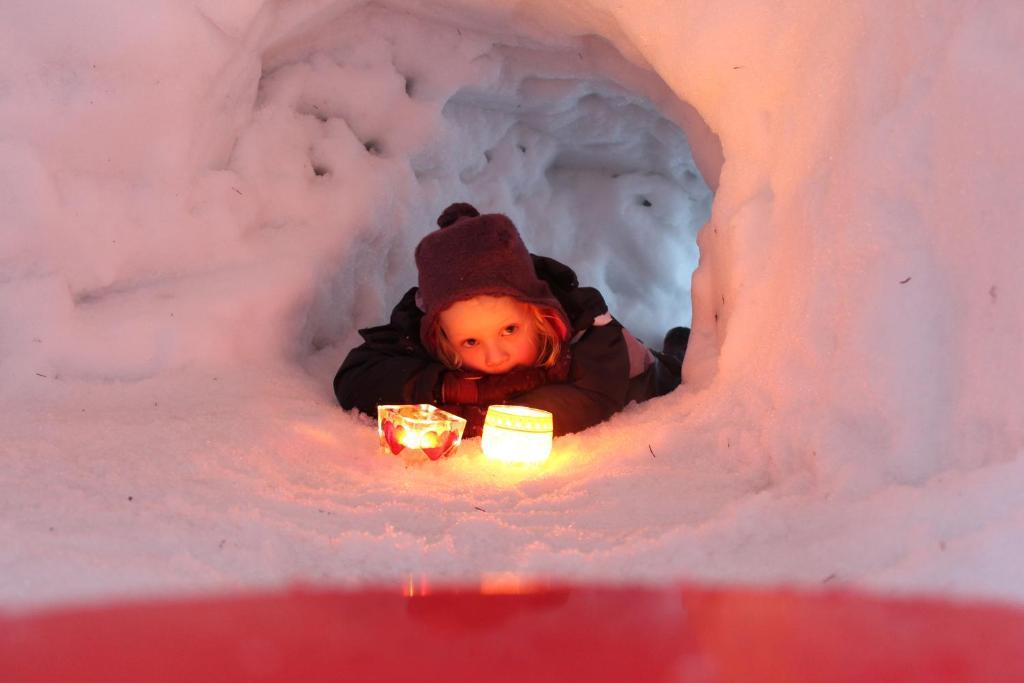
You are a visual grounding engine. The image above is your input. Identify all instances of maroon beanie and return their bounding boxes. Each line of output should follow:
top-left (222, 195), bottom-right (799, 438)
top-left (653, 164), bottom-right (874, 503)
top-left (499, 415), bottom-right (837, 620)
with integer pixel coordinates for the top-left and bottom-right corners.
top-left (415, 203), bottom-right (570, 353)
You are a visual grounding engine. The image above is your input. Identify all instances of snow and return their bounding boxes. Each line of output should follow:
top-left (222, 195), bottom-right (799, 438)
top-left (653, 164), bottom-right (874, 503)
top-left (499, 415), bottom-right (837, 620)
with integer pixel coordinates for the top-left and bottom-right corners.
top-left (2, 0), bottom-right (1023, 611)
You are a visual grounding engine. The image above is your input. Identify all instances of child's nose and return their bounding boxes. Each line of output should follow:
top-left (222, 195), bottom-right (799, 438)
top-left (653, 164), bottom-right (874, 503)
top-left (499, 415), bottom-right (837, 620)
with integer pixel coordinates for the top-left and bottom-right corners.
top-left (484, 343), bottom-right (508, 367)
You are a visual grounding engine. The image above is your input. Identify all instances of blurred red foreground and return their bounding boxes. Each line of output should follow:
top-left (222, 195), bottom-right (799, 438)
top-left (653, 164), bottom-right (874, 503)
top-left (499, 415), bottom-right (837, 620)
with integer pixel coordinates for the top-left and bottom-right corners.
top-left (3, 583), bottom-right (1024, 682)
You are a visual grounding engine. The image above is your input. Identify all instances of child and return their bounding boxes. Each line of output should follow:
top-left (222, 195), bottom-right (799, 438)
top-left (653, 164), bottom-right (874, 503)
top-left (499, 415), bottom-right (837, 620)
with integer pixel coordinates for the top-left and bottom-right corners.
top-left (334, 203), bottom-right (686, 437)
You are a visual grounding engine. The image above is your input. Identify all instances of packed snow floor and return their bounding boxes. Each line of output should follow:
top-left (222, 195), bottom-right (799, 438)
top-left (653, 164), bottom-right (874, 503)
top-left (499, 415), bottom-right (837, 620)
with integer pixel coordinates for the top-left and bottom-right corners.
top-left (4, 358), bottom-right (1024, 611)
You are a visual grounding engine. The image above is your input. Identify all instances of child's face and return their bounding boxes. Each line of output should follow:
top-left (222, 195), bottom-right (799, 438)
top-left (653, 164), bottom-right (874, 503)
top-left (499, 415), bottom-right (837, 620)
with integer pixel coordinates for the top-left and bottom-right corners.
top-left (439, 296), bottom-right (540, 374)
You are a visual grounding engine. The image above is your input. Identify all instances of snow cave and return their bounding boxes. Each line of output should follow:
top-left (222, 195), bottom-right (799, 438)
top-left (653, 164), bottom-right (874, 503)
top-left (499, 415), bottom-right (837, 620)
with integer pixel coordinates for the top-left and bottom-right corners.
top-left (2, 0), bottom-right (1023, 610)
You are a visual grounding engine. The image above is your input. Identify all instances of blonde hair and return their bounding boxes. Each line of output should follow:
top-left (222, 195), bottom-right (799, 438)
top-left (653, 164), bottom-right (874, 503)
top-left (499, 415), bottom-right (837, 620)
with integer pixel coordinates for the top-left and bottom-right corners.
top-left (431, 302), bottom-right (564, 371)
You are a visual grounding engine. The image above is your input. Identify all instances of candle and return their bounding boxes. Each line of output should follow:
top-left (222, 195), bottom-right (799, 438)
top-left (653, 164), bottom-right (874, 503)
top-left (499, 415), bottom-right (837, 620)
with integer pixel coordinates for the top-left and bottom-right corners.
top-left (377, 404), bottom-right (467, 461)
top-left (481, 405), bottom-right (554, 464)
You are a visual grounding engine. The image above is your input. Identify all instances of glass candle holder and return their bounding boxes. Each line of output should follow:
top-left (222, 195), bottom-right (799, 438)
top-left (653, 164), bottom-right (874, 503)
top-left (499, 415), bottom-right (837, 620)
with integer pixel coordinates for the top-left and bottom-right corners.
top-left (481, 405), bottom-right (554, 464)
top-left (377, 404), bottom-right (467, 461)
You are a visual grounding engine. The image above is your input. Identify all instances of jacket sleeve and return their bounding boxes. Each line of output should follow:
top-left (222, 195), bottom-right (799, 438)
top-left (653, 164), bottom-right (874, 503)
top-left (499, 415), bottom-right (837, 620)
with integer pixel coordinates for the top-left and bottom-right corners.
top-left (510, 319), bottom-right (632, 436)
top-left (333, 289), bottom-right (447, 416)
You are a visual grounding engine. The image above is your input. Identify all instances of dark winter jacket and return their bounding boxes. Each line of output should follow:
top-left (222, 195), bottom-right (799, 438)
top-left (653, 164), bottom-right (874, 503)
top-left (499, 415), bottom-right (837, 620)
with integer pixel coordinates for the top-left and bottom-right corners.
top-left (333, 255), bottom-right (680, 436)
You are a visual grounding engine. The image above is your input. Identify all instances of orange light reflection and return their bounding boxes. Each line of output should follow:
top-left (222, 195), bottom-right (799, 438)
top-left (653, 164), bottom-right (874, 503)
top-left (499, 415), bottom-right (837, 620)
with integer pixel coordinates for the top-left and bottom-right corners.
top-left (479, 573), bottom-right (547, 595)
top-left (403, 575), bottom-right (431, 597)
top-left (402, 574), bottom-right (546, 596)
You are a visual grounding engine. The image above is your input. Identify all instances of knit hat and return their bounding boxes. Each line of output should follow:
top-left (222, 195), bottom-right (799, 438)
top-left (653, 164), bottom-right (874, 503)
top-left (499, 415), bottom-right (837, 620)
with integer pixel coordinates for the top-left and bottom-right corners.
top-left (415, 202), bottom-right (570, 353)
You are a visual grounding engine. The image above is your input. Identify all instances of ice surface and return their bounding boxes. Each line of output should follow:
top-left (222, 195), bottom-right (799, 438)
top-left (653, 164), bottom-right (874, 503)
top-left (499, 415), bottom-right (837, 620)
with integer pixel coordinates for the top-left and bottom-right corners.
top-left (1, 0), bottom-right (1022, 610)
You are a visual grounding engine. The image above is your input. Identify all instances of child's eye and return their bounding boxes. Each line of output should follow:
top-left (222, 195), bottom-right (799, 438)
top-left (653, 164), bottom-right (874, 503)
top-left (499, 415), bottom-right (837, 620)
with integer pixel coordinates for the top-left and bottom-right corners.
top-left (462, 339), bottom-right (478, 348)
top-left (502, 324), bottom-right (518, 336)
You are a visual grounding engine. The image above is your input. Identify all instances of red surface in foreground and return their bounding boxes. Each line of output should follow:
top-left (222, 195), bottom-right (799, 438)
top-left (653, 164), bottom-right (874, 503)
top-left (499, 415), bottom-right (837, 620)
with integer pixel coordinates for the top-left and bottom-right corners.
top-left (2, 584), bottom-right (1023, 682)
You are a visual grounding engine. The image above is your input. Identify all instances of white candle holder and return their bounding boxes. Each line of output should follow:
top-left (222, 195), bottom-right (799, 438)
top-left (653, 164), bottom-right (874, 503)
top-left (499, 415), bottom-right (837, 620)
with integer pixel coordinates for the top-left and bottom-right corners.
top-left (481, 405), bottom-right (554, 464)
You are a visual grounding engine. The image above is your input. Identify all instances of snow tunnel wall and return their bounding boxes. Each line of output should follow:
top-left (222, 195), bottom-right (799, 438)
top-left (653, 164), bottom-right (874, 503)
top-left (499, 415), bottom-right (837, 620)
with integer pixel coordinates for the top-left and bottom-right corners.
top-left (1, 0), bottom-right (1022, 488)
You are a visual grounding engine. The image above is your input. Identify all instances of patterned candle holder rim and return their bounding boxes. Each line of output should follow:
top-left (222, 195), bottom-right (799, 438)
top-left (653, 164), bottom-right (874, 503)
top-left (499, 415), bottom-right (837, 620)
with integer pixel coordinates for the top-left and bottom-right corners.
top-left (484, 405), bottom-right (553, 434)
top-left (377, 403), bottom-right (468, 427)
